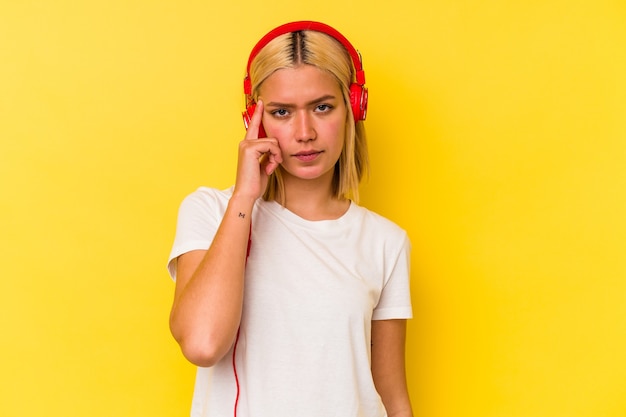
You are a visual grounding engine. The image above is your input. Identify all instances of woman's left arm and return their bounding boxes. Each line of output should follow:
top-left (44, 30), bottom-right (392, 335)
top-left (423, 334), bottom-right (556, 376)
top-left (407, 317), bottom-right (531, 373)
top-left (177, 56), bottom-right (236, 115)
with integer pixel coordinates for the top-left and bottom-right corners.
top-left (371, 319), bottom-right (414, 417)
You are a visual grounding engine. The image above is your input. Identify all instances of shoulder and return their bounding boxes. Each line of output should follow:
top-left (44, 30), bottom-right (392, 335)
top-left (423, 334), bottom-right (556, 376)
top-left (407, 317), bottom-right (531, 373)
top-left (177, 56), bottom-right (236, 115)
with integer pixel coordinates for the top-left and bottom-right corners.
top-left (173, 186), bottom-right (236, 228)
top-left (352, 204), bottom-right (408, 239)
top-left (349, 204), bottom-right (411, 254)
top-left (178, 186), bottom-right (234, 213)
top-left (181, 186), bottom-right (233, 205)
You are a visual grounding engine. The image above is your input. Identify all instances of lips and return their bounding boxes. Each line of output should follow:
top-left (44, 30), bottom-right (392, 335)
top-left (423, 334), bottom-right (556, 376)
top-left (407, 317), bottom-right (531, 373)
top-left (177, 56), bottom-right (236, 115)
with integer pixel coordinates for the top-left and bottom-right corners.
top-left (293, 150), bottom-right (323, 162)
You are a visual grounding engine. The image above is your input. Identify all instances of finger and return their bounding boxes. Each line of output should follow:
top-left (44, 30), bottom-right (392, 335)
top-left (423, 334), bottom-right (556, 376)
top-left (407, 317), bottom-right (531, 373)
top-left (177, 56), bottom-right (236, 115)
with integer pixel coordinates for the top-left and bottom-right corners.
top-left (239, 137), bottom-right (282, 171)
top-left (262, 144), bottom-right (283, 176)
top-left (265, 158), bottom-right (280, 176)
top-left (244, 100), bottom-right (264, 141)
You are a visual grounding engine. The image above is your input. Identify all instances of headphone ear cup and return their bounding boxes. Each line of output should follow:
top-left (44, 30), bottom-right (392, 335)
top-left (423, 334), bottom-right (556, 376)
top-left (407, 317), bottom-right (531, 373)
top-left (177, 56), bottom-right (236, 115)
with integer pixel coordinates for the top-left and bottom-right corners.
top-left (350, 83), bottom-right (368, 121)
top-left (242, 102), bottom-right (267, 138)
top-left (242, 103), bottom-right (254, 130)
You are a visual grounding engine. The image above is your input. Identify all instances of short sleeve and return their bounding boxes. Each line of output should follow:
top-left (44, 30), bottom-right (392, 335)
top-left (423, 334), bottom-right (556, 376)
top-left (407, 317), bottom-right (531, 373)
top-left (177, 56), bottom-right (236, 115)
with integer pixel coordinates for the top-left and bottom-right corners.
top-left (372, 232), bottom-right (413, 320)
top-left (166, 188), bottom-right (225, 280)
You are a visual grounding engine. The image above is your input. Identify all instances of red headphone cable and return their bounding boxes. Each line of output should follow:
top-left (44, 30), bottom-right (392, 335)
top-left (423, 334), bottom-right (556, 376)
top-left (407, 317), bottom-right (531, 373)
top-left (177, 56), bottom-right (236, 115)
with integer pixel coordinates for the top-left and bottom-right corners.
top-left (232, 327), bottom-right (241, 417)
top-left (233, 223), bottom-right (252, 417)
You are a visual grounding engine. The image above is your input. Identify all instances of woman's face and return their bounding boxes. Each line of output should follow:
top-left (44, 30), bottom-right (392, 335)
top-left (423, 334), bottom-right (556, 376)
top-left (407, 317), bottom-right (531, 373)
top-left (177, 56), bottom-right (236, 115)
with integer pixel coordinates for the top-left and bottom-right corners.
top-left (258, 64), bottom-right (347, 186)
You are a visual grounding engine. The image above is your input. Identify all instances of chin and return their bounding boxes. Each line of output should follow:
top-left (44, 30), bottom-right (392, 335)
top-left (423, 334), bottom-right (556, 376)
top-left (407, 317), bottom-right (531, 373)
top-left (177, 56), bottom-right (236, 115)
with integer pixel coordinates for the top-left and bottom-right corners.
top-left (284, 166), bottom-right (334, 182)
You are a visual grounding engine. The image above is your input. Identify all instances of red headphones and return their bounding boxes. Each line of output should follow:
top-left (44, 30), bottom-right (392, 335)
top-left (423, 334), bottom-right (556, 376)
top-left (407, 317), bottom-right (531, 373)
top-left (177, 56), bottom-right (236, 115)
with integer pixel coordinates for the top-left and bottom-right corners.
top-left (242, 21), bottom-right (368, 133)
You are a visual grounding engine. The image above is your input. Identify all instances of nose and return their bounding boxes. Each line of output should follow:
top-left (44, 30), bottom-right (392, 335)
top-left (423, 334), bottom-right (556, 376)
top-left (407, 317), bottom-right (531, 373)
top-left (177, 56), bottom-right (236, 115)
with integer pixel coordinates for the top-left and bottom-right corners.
top-left (294, 111), bottom-right (316, 142)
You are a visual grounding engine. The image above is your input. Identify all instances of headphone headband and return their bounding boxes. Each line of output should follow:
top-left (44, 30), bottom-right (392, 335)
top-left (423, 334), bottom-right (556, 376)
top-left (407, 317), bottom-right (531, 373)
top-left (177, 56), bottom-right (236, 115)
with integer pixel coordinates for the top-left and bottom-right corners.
top-left (243, 21), bottom-right (366, 95)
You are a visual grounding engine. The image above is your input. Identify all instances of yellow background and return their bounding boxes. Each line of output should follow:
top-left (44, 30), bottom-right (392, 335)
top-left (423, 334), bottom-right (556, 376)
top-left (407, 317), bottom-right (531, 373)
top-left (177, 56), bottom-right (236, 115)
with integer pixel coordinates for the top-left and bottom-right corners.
top-left (1, 1), bottom-right (625, 416)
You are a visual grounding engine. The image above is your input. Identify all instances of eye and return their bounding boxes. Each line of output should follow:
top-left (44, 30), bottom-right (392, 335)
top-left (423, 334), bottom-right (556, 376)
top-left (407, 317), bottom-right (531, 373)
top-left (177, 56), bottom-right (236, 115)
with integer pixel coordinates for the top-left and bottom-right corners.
top-left (315, 104), bottom-right (333, 113)
top-left (270, 108), bottom-right (289, 118)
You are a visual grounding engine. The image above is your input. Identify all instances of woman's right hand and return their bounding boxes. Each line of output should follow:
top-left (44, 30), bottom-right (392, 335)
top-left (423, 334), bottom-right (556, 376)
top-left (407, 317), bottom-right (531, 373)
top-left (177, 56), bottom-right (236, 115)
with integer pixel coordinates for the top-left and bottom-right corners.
top-left (233, 100), bottom-right (282, 200)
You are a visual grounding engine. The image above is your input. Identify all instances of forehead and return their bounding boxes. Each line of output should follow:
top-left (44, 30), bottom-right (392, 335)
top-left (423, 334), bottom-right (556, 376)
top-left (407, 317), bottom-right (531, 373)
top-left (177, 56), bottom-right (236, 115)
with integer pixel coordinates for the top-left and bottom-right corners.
top-left (259, 65), bottom-right (342, 102)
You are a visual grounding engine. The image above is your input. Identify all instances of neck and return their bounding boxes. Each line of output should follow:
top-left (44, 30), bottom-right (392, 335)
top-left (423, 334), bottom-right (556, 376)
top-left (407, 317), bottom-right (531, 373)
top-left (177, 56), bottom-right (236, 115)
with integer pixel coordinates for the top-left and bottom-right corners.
top-left (280, 173), bottom-right (350, 221)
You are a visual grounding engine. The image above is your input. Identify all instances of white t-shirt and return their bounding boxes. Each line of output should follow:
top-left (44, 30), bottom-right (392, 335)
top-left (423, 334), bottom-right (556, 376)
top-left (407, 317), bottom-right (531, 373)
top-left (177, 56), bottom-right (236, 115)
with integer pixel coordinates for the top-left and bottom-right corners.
top-left (168, 187), bottom-right (413, 417)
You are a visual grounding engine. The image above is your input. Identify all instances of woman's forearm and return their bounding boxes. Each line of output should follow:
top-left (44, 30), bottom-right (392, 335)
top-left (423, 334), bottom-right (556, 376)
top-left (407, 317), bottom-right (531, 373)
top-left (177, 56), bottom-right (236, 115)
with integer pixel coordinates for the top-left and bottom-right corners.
top-left (169, 194), bottom-right (255, 366)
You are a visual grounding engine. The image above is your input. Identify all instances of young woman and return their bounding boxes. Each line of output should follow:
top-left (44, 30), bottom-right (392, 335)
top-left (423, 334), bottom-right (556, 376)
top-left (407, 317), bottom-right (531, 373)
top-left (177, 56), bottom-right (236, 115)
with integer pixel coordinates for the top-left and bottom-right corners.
top-left (167, 21), bottom-right (413, 417)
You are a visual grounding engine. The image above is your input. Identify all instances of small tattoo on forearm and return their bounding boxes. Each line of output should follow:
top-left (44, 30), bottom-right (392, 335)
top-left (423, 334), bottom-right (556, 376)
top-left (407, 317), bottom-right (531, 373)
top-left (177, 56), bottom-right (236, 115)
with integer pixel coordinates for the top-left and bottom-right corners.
top-left (238, 212), bottom-right (246, 218)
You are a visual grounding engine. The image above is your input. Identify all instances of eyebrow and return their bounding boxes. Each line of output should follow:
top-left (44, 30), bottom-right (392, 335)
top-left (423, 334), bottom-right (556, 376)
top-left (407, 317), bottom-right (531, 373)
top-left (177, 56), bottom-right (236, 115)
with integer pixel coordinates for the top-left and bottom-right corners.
top-left (265, 94), bottom-right (337, 108)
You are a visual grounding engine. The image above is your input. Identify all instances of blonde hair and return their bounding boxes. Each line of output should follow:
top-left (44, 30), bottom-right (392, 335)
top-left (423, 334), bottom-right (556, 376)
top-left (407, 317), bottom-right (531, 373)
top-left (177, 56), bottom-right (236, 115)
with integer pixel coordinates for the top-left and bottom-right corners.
top-left (246, 30), bottom-right (369, 203)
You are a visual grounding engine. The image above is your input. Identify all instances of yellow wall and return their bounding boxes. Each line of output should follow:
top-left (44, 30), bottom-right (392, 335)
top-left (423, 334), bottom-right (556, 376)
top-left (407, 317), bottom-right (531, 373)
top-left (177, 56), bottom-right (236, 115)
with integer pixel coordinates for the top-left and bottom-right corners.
top-left (1, 1), bottom-right (625, 416)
